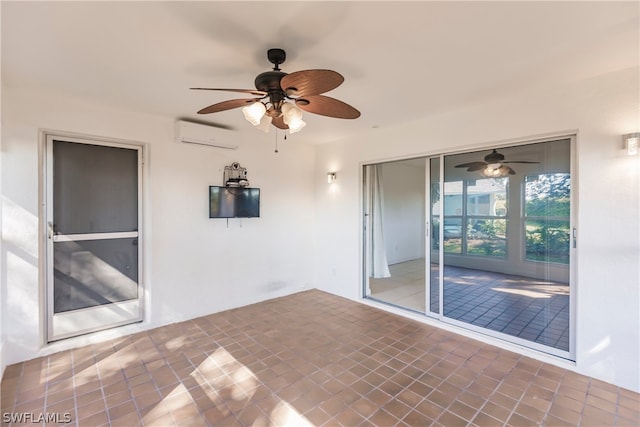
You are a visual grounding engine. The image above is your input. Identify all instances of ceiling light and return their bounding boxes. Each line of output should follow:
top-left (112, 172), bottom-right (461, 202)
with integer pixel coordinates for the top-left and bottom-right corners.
top-left (242, 102), bottom-right (266, 125)
top-left (242, 100), bottom-right (307, 133)
top-left (287, 117), bottom-right (306, 134)
top-left (255, 114), bottom-right (272, 133)
top-left (281, 102), bottom-right (306, 133)
top-left (623, 132), bottom-right (639, 156)
top-left (482, 164), bottom-right (506, 177)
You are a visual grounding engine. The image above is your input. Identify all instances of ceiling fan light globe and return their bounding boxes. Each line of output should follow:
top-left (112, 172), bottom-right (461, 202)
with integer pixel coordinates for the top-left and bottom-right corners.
top-left (242, 102), bottom-right (266, 125)
top-left (288, 118), bottom-right (306, 133)
top-left (281, 102), bottom-right (303, 125)
top-left (483, 165), bottom-right (506, 177)
top-left (255, 115), bottom-right (272, 132)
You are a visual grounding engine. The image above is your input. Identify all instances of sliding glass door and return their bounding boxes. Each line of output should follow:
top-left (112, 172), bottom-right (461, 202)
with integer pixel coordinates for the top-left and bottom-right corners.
top-left (363, 137), bottom-right (574, 359)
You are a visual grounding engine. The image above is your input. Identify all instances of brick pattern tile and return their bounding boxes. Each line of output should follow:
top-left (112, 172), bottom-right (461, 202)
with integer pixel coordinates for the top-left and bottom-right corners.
top-left (1, 290), bottom-right (638, 426)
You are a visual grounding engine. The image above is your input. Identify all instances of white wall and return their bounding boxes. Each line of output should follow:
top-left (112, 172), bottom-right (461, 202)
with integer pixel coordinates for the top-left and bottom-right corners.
top-left (0, 85), bottom-right (316, 368)
top-left (314, 67), bottom-right (640, 392)
top-left (380, 161), bottom-right (425, 264)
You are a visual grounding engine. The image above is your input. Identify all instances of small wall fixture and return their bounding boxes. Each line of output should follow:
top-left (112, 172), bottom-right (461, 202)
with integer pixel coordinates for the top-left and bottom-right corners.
top-left (623, 133), bottom-right (639, 155)
top-left (327, 172), bottom-right (337, 183)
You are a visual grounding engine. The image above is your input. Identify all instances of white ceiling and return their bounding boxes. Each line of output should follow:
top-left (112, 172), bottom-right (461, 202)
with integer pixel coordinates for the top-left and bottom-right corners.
top-left (2, 1), bottom-right (638, 144)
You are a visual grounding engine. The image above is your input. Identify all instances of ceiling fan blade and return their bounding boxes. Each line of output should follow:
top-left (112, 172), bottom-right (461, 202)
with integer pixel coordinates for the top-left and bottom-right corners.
top-left (503, 165), bottom-right (516, 175)
top-left (271, 115), bottom-right (288, 130)
top-left (197, 98), bottom-right (260, 114)
top-left (295, 95), bottom-right (360, 119)
top-left (455, 161), bottom-right (487, 169)
top-left (502, 161), bottom-right (540, 164)
top-left (281, 70), bottom-right (344, 96)
top-left (191, 88), bottom-right (267, 97)
top-left (467, 164), bottom-right (488, 172)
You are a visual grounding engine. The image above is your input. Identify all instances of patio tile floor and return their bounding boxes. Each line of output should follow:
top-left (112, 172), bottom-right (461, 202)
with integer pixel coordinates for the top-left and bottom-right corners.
top-left (2, 289), bottom-right (637, 426)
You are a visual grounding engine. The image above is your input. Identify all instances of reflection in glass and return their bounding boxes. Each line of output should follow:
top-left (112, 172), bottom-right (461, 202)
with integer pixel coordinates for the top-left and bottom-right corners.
top-left (525, 220), bottom-right (570, 264)
top-left (442, 140), bottom-right (571, 352)
top-left (466, 218), bottom-right (507, 257)
top-left (467, 178), bottom-right (508, 216)
top-left (429, 158), bottom-right (440, 314)
top-left (443, 218), bottom-right (463, 254)
top-left (524, 173), bottom-right (571, 264)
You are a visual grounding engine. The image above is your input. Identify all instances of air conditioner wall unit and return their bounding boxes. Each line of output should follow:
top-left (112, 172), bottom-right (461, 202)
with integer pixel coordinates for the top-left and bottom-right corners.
top-left (175, 120), bottom-right (239, 150)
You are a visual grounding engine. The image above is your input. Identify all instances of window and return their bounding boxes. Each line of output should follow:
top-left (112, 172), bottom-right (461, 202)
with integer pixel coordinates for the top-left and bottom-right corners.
top-left (437, 178), bottom-right (508, 258)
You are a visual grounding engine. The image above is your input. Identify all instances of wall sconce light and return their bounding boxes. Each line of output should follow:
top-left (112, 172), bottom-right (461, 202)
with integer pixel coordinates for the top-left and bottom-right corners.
top-left (623, 133), bottom-right (639, 155)
top-left (327, 172), bottom-right (337, 183)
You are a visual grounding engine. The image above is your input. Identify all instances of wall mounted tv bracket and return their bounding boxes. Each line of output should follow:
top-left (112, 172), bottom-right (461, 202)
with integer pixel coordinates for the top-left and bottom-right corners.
top-left (224, 162), bottom-right (249, 187)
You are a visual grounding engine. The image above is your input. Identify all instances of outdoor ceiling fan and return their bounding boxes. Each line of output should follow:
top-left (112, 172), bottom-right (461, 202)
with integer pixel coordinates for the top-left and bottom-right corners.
top-left (190, 48), bottom-right (360, 133)
top-left (454, 149), bottom-right (539, 177)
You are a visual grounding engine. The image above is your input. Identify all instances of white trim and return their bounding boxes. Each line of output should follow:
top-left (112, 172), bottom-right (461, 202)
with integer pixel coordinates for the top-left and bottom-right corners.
top-left (52, 231), bottom-right (138, 242)
top-left (50, 300), bottom-right (141, 342)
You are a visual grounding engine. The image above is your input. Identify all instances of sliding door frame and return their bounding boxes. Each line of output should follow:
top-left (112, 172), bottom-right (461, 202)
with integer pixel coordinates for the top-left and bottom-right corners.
top-left (361, 133), bottom-right (577, 361)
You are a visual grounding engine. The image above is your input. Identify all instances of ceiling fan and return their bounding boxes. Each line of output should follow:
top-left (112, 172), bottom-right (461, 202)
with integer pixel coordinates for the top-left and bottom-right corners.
top-left (454, 149), bottom-right (539, 177)
top-left (190, 48), bottom-right (360, 133)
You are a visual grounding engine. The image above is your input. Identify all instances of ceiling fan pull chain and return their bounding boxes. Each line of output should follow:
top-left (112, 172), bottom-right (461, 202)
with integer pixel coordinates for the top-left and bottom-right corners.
top-left (274, 129), bottom-right (279, 153)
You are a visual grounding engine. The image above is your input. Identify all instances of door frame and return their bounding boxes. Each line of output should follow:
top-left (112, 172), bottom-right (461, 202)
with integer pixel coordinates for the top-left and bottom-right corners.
top-left (40, 130), bottom-right (146, 343)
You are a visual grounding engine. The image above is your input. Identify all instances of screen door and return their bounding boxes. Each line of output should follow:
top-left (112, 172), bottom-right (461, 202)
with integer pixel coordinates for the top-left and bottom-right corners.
top-left (46, 136), bottom-right (143, 341)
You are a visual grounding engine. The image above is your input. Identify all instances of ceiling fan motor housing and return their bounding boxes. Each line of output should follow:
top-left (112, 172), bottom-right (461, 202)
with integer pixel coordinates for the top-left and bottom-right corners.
top-left (254, 71), bottom-right (287, 101)
top-left (267, 48), bottom-right (286, 68)
top-left (485, 150), bottom-right (505, 163)
top-left (256, 48), bottom-right (289, 106)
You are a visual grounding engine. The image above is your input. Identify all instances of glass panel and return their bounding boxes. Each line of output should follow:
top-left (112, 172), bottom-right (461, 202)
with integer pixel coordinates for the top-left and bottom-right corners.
top-left (466, 218), bottom-right (507, 257)
top-left (54, 238), bottom-right (138, 313)
top-left (431, 217), bottom-right (440, 250)
top-left (365, 159), bottom-right (427, 313)
top-left (524, 172), bottom-right (571, 265)
top-left (53, 141), bottom-right (138, 234)
top-left (442, 140), bottom-right (571, 354)
top-left (429, 158), bottom-right (440, 314)
top-left (443, 181), bottom-right (463, 215)
top-left (467, 178), bottom-right (508, 216)
top-left (525, 220), bottom-right (570, 264)
top-left (443, 217), bottom-right (462, 253)
top-left (525, 173), bottom-right (571, 217)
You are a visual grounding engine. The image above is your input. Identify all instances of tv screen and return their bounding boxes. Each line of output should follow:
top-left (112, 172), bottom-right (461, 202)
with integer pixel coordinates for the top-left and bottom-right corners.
top-left (209, 186), bottom-right (260, 218)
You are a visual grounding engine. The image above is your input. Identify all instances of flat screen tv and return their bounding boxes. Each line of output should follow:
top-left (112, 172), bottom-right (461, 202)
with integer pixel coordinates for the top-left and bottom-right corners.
top-left (209, 186), bottom-right (260, 218)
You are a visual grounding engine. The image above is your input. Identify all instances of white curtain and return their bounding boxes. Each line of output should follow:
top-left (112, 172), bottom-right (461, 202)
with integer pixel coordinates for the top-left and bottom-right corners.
top-left (369, 165), bottom-right (391, 278)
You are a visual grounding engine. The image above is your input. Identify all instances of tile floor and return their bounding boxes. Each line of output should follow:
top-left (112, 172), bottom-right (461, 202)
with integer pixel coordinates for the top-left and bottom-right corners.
top-left (1, 290), bottom-right (638, 426)
top-left (369, 260), bottom-right (569, 351)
